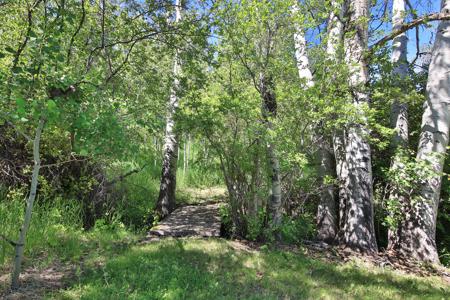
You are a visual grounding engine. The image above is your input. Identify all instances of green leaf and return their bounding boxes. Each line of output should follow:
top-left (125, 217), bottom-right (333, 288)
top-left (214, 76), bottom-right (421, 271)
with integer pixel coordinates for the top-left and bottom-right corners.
top-left (46, 99), bottom-right (57, 112)
top-left (5, 47), bottom-right (15, 54)
top-left (16, 98), bottom-right (26, 116)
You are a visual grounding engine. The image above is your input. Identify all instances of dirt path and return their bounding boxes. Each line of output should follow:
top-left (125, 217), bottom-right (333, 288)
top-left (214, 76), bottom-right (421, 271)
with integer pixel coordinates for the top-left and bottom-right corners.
top-left (148, 203), bottom-right (222, 238)
top-left (0, 262), bottom-right (75, 300)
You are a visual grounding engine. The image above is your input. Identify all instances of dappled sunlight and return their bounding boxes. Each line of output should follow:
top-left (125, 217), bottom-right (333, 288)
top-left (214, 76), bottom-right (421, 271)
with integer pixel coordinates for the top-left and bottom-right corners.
top-left (51, 239), bottom-right (449, 300)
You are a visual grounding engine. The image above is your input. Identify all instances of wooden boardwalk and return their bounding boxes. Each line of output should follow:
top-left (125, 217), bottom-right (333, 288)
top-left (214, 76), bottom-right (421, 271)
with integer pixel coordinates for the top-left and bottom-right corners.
top-left (148, 203), bottom-right (222, 238)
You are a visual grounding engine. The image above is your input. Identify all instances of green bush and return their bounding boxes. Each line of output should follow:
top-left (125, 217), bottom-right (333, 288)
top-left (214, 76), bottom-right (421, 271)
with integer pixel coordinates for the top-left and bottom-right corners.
top-left (280, 214), bottom-right (316, 245)
top-left (246, 209), bottom-right (266, 241)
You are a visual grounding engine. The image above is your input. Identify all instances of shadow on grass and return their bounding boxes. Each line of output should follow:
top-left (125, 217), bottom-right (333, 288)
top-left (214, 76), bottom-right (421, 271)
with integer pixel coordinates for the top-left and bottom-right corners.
top-left (53, 239), bottom-right (450, 300)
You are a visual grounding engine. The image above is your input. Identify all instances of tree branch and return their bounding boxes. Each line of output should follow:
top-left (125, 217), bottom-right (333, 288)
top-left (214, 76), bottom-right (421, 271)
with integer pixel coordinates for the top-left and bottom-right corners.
top-left (104, 40), bottom-right (138, 85)
top-left (67, 0), bottom-right (85, 64)
top-left (371, 12), bottom-right (450, 50)
top-left (0, 234), bottom-right (22, 247)
top-left (106, 164), bottom-right (149, 186)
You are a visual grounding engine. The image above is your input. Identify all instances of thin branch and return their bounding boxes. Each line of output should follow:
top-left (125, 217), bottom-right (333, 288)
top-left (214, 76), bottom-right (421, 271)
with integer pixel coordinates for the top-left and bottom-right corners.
top-left (101, 0), bottom-right (106, 48)
top-left (107, 164), bottom-right (149, 186)
top-left (104, 40), bottom-right (138, 85)
top-left (11, 0), bottom-right (43, 70)
top-left (371, 12), bottom-right (450, 50)
top-left (67, 0), bottom-right (85, 64)
top-left (40, 157), bottom-right (91, 168)
top-left (0, 234), bottom-right (21, 247)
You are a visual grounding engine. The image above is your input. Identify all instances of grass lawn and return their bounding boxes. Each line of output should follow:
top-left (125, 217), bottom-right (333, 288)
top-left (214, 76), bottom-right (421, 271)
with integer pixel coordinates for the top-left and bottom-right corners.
top-left (52, 238), bottom-right (450, 300)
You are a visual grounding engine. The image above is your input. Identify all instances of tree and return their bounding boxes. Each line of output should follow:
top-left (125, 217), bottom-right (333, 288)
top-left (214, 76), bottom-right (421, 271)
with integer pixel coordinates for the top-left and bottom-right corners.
top-left (155, 0), bottom-right (183, 219)
top-left (386, 0), bottom-right (409, 250)
top-left (291, 1), bottom-right (337, 243)
top-left (339, 0), bottom-right (378, 253)
top-left (390, 0), bottom-right (450, 264)
top-left (0, 0), bottom-right (176, 288)
top-left (259, 70), bottom-right (283, 230)
top-left (10, 118), bottom-right (44, 289)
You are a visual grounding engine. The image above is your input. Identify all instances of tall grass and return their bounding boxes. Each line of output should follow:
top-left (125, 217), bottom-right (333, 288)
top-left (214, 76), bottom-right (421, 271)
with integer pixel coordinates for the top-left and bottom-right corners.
top-left (0, 191), bottom-right (84, 269)
top-left (0, 153), bottom-right (223, 271)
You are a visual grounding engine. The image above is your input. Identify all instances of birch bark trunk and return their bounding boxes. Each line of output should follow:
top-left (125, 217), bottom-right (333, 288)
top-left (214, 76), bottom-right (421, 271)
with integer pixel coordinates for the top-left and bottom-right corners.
top-left (291, 2), bottom-right (337, 242)
top-left (326, 0), bottom-right (347, 222)
top-left (390, 0), bottom-right (409, 148)
top-left (392, 0), bottom-right (450, 263)
top-left (259, 72), bottom-right (282, 230)
top-left (155, 0), bottom-right (182, 219)
top-left (11, 118), bottom-right (45, 289)
top-left (387, 0), bottom-right (410, 250)
top-left (340, 0), bottom-right (377, 253)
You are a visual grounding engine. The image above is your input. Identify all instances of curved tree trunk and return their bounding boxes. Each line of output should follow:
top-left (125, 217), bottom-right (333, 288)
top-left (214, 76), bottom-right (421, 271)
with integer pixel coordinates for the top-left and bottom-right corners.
top-left (340, 0), bottom-right (377, 253)
top-left (292, 2), bottom-right (338, 242)
top-left (155, 0), bottom-right (182, 219)
top-left (387, 0), bottom-right (410, 250)
top-left (11, 118), bottom-right (45, 289)
top-left (392, 0), bottom-right (450, 264)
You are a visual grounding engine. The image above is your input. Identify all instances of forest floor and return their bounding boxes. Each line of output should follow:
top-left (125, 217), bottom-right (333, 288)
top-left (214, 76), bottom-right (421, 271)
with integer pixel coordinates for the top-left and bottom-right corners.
top-left (1, 187), bottom-right (450, 299)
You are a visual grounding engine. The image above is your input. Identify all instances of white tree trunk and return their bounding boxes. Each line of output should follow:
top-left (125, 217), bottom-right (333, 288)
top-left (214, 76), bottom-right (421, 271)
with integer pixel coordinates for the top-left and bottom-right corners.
top-left (333, 131), bottom-right (349, 237)
top-left (186, 134), bottom-right (190, 172)
top-left (387, 0), bottom-right (410, 250)
top-left (326, 0), bottom-right (344, 58)
top-left (340, 0), bottom-right (377, 253)
top-left (328, 0), bottom-right (346, 242)
top-left (390, 0), bottom-right (409, 147)
top-left (259, 72), bottom-right (282, 230)
top-left (155, 0), bottom-right (182, 219)
top-left (326, 0), bottom-right (345, 201)
top-left (183, 136), bottom-right (187, 174)
top-left (291, 2), bottom-right (337, 242)
top-left (292, 3), bottom-right (313, 88)
top-left (11, 118), bottom-right (45, 289)
top-left (395, 0), bottom-right (450, 263)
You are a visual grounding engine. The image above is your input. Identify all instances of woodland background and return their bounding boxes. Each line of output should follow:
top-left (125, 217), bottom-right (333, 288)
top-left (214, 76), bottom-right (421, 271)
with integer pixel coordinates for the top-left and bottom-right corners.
top-left (0, 0), bottom-right (450, 298)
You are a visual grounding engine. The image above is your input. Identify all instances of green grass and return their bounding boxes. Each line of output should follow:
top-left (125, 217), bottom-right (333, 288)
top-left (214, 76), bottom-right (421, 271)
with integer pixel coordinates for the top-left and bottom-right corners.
top-left (0, 195), bottom-right (85, 269)
top-left (176, 186), bottom-right (227, 206)
top-left (53, 238), bottom-right (450, 300)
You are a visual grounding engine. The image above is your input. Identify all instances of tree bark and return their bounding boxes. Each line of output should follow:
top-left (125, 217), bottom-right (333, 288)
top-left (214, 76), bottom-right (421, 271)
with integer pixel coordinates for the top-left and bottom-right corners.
top-left (11, 118), bottom-right (45, 290)
top-left (340, 0), bottom-right (378, 253)
top-left (391, 0), bottom-right (450, 264)
top-left (155, 0), bottom-right (182, 219)
top-left (387, 0), bottom-right (409, 250)
top-left (292, 3), bottom-right (313, 88)
top-left (333, 131), bottom-right (350, 239)
top-left (390, 0), bottom-right (409, 148)
top-left (291, 2), bottom-right (337, 242)
top-left (259, 72), bottom-right (282, 230)
top-left (316, 140), bottom-right (338, 242)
